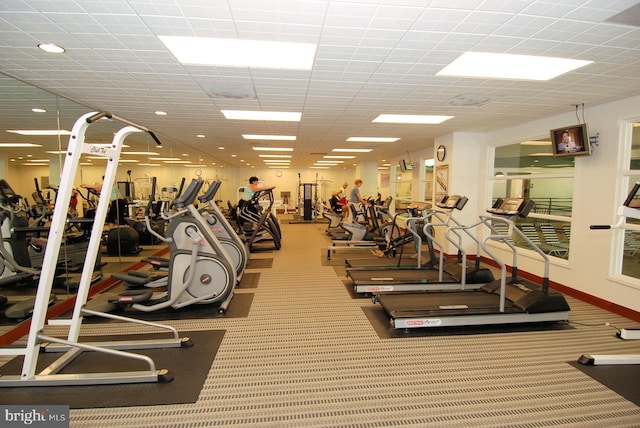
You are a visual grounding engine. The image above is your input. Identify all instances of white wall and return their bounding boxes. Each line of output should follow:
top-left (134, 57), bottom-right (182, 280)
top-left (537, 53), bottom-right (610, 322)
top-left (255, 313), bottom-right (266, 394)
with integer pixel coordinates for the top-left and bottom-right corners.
top-left (482, 95), bottom-right (640, 313)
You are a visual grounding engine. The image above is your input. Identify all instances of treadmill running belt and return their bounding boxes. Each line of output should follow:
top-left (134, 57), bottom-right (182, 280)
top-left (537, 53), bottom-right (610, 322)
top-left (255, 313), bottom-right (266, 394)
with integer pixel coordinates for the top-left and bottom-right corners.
top-left (348, 268), bottom-right (451, 284)
top-left (377, 291), bottom-right (520, 318)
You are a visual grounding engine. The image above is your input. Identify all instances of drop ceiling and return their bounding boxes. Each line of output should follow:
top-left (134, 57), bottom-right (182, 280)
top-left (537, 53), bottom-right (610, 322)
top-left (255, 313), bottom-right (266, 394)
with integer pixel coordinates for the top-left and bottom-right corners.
top-left (2, 0), bottom-right (640, 169)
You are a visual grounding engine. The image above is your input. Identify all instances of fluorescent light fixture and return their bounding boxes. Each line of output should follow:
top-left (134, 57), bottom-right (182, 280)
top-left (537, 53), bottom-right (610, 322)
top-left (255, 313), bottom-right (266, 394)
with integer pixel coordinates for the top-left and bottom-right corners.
top-left (346, 137), bottom-right (400, 143)
top-left (222, 110), bottom-right (301, 122)
top-left (373, 114), bottom-right (453, 124)
top-left (37, 43), bottom-right (65, 54)
top-left (155, 111), bottom-right (167, 116)
top-left (123, 151), bottom-right (160, 155)
top-left (117, 159), bottom-right (139, 163)
top-left (31, 108), bottom-right (47, 113)
top-left (159, 36), bottom-right (316, 70)
top-left (311, 166), bottom-right (330, 169)
top-left (315, 163), bottom-right (338, 166)
top-left (252, 147), bottom-right (294, 152)
top-left (0, 143), bottom-right (43, 148)
top-left (184, 164), bottom-right (206, 168)
top-left (332, 148), bottom-right (372, 153)
top-left (323, 155), bottom-right (355, 159)
top-left (7, 129), bottom-right (71, 136)
top-left (164, 160), bottom-right (192, 164)
top-left (437, 52), bottom-right (592, 81)
top-left (150, 157), bottom-right (181, 161)
top-left (268, 166), bottom-right (289, 169)
top-left (259, 154), bottom-right (292, 158)
top-left (316, 160), bottom-right (344, 164)
top-left (138, 163), bottom-right (162, 167)
top-left (243, 134), bottom-right (296, 141)
top-left (46, 150), bottom-right (66, 154)
top-left (263, 161), bottom-right (291, 164)
top-left (26, 159), bottom-right (49, 162)
top-left (22, 163), bottom-right (49, 166)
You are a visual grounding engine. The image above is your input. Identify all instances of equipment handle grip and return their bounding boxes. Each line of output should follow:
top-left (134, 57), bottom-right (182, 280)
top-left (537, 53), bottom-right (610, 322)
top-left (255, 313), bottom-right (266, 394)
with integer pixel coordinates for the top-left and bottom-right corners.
top-left (590, 225), bottom-right (611, 229)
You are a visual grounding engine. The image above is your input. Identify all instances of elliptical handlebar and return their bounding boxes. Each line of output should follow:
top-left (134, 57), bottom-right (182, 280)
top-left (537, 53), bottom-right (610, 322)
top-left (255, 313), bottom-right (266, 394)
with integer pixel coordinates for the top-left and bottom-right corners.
top-left (86, 111), bottom-right (164, 147)
top-left (174, 178), bottom-right (204, 209)
top-left (198, 179), bottom-right (222, 204)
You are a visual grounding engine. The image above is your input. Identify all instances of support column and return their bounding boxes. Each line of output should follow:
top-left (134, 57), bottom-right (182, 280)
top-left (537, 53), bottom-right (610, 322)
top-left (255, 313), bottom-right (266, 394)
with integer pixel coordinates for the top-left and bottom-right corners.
top-left (355, 161), bottom-right (378, 200)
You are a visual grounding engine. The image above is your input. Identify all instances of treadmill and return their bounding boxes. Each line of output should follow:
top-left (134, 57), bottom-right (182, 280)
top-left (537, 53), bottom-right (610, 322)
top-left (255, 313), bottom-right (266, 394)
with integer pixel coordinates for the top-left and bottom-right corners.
top-left (373, 198), bottom-right (570, 329)
top-left (346, 196), bottom-right (494, 293)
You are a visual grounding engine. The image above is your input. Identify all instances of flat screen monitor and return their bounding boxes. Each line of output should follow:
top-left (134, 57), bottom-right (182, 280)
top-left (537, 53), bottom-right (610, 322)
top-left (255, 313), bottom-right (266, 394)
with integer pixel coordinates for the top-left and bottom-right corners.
top-left (398, 160), bottom-right (413, 172)
top-left (550, 123), bottom-right (591, 157)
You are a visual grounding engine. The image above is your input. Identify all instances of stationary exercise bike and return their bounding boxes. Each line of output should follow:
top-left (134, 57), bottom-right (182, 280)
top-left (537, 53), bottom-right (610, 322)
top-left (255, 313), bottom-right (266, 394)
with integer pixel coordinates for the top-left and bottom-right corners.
top-left (579, 180), bottom-right (640, 365)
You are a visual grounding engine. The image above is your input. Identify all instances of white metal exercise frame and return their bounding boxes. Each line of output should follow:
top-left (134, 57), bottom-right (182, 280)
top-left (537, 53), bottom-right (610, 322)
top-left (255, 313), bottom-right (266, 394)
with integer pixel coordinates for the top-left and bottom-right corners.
top-left (0, 112), bottom-right (187, 387)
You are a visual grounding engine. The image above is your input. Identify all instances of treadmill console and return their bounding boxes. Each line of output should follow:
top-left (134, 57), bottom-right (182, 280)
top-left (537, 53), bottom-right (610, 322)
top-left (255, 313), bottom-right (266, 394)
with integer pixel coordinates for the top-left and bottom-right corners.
top-left (486, 197), bottom-right (535, 218)
top-left (406, 201), bottom-right (430, 217)
top-left (435, 195), bottom-right (468, 211)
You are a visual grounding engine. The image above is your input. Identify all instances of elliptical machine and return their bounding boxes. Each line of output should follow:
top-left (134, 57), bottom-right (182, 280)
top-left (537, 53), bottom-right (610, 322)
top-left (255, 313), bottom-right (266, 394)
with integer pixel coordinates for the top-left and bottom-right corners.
top-left (113, 177), bottom-right (236, 314)
top-left (238, 186), bottom-right (282, 251)
top-left (197, 179), bottom-right (249, 279)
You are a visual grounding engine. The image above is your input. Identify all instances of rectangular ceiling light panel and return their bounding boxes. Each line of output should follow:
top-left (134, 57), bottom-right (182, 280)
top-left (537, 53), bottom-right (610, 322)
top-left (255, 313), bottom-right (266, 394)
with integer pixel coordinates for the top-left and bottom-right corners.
top-left (437, 52), bottom-right (592, 81)
top-left (373, 114), bottom-right (453, 124)
top-left (222, 110), bottom-right (302, 121)
top-left (159, 36), bottom-right (317, 70)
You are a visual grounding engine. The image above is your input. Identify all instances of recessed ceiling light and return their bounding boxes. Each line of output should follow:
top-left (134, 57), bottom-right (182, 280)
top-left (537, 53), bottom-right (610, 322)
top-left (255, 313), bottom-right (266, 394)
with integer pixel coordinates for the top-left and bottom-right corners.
top-left (158, 36), bottom-right (317, 70)
top-left (7, 129), bottom-right (71, 136)
top-left (252, 147), bottom-right (294, 152)
top-left (437, 52), bottom-right (592, 81)
top-left (373, 114), bottom-right (453, 124)
top-left (346, 137), bottom-right (400, 143)
top-left (222, 110), bottom-right (301, 121)
top-left (332, 148), bottom-right (373, 153)
top-left (37, 43), bottom-right (65, 54)
top-left (243, 134), bottom-right (297, 140)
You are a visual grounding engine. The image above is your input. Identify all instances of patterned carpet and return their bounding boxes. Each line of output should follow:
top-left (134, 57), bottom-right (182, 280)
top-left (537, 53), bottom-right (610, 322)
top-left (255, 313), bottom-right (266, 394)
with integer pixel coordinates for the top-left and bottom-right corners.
top-left (8, 217), bottom-right (640, 427)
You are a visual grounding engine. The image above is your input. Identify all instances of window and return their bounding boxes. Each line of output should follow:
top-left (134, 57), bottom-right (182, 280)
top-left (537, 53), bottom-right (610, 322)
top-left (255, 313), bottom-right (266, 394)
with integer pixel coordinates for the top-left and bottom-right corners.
top-left (491, 139), bottom-right (574, 259)
top-left (621, 123), bottom-right (640, 279)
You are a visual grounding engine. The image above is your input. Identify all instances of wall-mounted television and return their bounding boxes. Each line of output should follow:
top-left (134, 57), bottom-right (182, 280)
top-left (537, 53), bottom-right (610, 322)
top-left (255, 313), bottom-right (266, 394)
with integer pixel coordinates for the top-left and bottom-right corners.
top-left (550, 123), bottom-right (591, 157)
top-left (399, 159), bottom-right (414, 172)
